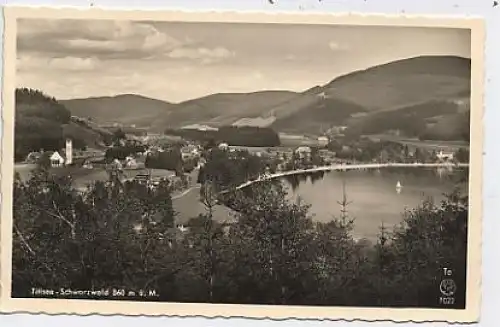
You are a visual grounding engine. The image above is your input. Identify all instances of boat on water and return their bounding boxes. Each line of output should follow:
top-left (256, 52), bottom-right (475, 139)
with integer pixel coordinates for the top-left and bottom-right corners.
top-left (396, 181), bottom-right (402, 194)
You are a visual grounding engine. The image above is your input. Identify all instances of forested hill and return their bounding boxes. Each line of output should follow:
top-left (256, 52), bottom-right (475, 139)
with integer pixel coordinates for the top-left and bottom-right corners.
top-left (59, 56), bottom-right (471, 141)
top-left (15, 88), bottom-right (111, 162)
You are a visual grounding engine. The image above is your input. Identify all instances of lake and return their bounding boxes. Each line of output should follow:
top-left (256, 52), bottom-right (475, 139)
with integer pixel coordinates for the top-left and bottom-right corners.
top-left (281, 167), bottom-right (467, 241)
top-left (168, 167), bottom-right (468, 241)
top-left (14, 164), bottom-right (467, 242)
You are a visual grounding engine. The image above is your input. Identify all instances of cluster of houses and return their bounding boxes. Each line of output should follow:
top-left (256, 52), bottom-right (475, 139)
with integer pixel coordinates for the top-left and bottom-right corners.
top-left (24, 137), bottom-right (209, 170)
top-left (218, 138), bottom-right (459, 175)
top-left (25, 139), bottom-right (106, 168)
top-left (105, 156), bottom-right (147, 170)
top-left (180, 144), bottom-right (202, 161)
top-left (27, 134), bottom-right (457, 175)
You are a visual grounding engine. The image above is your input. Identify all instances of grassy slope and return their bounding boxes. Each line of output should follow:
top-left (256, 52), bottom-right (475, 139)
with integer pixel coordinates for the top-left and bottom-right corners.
top-left (269, 56), bottom-right (470, 135)
top-left (271, 97), bottom-right (368, 133)
top-left (62, 122), bottom-right (110, 149)
top-left (271, 56), bottom-right (471, 138)
top-left (152, 90), bottom-right (299, 130)
top-left (320, 55), bottom-right (471, 111)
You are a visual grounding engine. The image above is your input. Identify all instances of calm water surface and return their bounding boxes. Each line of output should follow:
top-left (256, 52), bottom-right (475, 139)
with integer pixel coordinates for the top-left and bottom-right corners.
top-left (282, 167), bottom-right (467, 240)
top-left (15, 164), bottom-right (467, 241)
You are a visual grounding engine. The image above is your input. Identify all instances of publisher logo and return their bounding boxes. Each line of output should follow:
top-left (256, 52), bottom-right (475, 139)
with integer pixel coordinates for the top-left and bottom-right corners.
top-left (439, 279), bottom-right (457, 297)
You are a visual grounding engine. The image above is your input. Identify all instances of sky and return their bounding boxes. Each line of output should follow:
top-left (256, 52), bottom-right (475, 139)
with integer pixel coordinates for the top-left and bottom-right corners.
top-left (16, 18), bottom-right (471, 103)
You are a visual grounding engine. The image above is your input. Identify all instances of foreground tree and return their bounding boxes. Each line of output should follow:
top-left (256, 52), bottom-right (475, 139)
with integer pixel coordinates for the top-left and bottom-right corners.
top-left (223, 182), bottom-right (319, 304)
top-left (12, 153), bottom-right (469, 308)
top-left (372, 190), bottom-right (468, 307)
top-left (12, 165), bottom-right (177, 298)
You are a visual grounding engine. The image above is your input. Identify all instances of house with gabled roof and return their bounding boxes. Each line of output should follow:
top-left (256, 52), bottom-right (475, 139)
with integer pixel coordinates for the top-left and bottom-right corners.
top-left (49, 151), bottom-right (65, 167)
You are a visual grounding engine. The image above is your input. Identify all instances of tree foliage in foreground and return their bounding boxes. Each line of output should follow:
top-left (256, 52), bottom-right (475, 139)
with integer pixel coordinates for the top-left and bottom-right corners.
top-left (12, 164), bottom-right (468, 308)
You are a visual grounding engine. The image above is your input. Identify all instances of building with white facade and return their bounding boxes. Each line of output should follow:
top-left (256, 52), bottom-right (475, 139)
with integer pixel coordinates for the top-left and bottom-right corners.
top-left (317, 136), bottom-right (329, 147)
top-left (295, 146), bottom-right (312, 159)
top-left (49, 151), bottom-right (65, 167)
top-left (65, 139), bottom-right (73, 165)
top-left (218, 143), bottom-right (229, 150)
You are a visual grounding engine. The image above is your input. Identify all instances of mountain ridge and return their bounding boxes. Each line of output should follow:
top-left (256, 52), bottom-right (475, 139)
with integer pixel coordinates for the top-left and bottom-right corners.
top-left (60, 55), bottom-right (471, 140)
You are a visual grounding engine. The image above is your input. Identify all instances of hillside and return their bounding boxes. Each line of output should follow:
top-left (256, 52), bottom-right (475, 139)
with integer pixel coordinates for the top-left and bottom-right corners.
top-left (151, 90), bottom-right (299, 130)
top-left (345, 98), bottom-right (470, 140)
top-left (15, 88), bottom-right (110, 162)
top-left (61, 91), bottom-right (299, 131)
top-left (61, 94), bottom-right (175, 127)
top-left (319, 55), bottom-right (471, 111)
top-left (164, 55), bottom-right (471, 137)
top-left (268, 55), bottom-right (471, 138)
top-left (270, 97), bottom-right (368, 134)
top-left (58, 55), bottom-right (471, 141)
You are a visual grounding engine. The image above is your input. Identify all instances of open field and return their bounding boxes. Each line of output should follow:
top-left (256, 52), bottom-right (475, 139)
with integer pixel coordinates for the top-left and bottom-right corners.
top-left (278, 133), bottom-right (324, 147)
top-left (366, 134), bottom-right (469, 151)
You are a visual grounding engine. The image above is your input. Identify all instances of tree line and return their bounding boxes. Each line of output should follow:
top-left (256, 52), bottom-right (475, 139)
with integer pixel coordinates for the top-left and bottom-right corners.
top-left (327, 138), bottom-right (470, 164)
top-left (344, 102), bottom-right (470, 143)
top-left (11, 149), bottom-right (468, 308)
top-left (15, 88), bottom-right (71, 162)
top-left (144, 147), bottom-right (198, 174)
top-left (15, 88), bottom-right (104, 162)
top-left (197, 148), bottom-right (265, 190)
top-left (165, 126), bottom-right (281, 147)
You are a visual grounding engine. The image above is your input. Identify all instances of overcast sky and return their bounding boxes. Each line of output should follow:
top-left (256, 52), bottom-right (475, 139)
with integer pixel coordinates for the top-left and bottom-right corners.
top-left (16, 19), bottom-right (471, 103)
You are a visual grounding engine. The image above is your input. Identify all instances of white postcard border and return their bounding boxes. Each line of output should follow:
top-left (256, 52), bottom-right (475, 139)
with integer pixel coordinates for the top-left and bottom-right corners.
top-left (0, 6), bottom-right (485, 323)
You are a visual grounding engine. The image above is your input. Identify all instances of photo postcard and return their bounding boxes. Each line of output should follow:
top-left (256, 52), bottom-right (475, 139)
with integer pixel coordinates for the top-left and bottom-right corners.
top-left (0, 6), bottom-right (485, 323)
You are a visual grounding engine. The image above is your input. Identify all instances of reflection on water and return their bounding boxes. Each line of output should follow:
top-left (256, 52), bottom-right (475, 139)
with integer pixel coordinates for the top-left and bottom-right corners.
top-left (284, 170), bottom-right (326, 191)
top-left (281, 167), bottom-right (468, 241)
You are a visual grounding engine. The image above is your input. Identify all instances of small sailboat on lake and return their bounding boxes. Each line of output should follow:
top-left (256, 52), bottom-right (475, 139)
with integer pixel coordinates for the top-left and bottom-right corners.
top-left (396, 180), bottom-right (402, 194)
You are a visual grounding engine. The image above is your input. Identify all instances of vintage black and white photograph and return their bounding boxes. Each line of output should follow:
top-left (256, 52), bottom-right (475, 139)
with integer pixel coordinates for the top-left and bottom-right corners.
top-left (0, 7), bottom-right (484, 322)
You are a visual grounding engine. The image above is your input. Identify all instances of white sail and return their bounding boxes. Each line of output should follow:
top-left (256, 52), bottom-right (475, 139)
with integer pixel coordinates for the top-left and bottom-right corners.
top-left (396, 181), bottom-right (402, 194)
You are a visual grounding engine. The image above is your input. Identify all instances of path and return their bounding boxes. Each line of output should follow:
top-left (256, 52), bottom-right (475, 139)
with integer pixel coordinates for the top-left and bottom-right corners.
top-left (172, 185), bottom-right (201, 200)
top-left (225, 162), bottom-right (469, 193)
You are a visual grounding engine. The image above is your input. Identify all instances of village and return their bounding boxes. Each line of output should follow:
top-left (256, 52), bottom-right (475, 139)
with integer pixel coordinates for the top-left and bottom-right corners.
top-left (17, 125), bottom-right (464, 197)
top-left (13, 129), bottom-right (468, 260)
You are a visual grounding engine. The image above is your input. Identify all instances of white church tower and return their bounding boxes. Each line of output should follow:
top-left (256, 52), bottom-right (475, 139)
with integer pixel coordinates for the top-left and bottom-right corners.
top-left (65, 138), bottom-right (73, 165)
